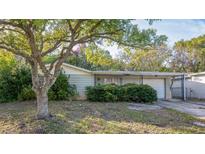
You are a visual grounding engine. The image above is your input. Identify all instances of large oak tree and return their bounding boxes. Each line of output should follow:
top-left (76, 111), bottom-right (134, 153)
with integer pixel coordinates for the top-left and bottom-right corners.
top-left (0, 19), bottom-right (160, 119)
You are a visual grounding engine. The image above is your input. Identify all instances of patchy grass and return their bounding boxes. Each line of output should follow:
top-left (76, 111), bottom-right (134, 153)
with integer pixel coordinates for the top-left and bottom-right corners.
top-left (0, 101), bottom-right (205, 134)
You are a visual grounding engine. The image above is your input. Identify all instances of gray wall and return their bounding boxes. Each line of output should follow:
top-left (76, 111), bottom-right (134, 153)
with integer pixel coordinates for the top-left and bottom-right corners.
top-left (173, 78), bottom-right (205, 99)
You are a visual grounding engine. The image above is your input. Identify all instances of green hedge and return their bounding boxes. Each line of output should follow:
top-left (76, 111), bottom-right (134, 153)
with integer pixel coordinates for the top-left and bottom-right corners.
top-left (48, 73), bottom-right (78, 101)
top-left (0, 66), bottom-right (32, 102)
top-left (18, 85), bottom-right (36, 101)
top-left (86, 83), bottom-right (157, 103)
top-left (86, 84), bottom-right (119, 102)
top-left (0, 65), bottom-right (78, 103)
top-left (17, 73), bottom-right (78, 102)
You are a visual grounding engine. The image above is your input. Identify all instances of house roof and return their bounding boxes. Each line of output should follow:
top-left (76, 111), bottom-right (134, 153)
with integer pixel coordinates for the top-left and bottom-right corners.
top-left (62, 63), bottom-right (92, 73)
top-left (189, 72), bottom-right (205, 77)
top-left (93, 70), bottom-right (185, 76)
top-left (62, 63), bottom-right (185, 77)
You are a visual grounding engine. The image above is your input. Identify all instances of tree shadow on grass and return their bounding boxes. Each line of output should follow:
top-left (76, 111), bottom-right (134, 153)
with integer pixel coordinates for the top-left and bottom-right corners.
top-left (1, 101), bottom-right (205, 134)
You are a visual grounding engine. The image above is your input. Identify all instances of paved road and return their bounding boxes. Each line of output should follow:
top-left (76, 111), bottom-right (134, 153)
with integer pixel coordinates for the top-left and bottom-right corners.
top-left (157, 101), bottom-right (205, 119)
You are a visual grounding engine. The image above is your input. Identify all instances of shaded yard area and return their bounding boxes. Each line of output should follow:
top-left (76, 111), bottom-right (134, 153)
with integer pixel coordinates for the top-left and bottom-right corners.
top-left (0, 101), bottom-right (205, 134)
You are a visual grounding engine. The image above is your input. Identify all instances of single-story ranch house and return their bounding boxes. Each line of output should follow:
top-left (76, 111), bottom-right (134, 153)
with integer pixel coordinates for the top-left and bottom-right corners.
top-left (59, 63), bottom-right (186, 100)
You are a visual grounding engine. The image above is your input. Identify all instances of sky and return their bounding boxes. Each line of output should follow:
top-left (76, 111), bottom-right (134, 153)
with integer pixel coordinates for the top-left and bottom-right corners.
top-left (108, 19), bottom-right (205, 57)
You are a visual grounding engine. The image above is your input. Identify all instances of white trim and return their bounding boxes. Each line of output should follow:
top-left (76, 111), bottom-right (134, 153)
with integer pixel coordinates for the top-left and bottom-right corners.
top-left (62, 63), bottom-right (92, 73)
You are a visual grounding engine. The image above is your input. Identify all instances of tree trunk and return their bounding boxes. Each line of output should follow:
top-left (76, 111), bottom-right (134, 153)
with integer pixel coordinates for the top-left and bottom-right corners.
top-left (36, 89), bottom-right (49, 119)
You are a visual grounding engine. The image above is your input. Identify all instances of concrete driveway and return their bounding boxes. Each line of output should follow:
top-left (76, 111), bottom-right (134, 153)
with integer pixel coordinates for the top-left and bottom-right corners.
top-left (128, 100), bottom-right (205, 119)
top-left (157, 101), bottom-right (205, 119)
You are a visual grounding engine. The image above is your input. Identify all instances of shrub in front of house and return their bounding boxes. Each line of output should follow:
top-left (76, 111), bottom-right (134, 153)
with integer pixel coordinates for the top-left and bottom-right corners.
top-left (122, 84), bottom-right (157, 103)
top-left (18, 85), bottom-right (36, 101)
top-left (0, 65), bottom-right (78, 103)
top-left (86, 84), bottom-right (119, 102)
top-left (86, 84), bottom-right (157, 103)
top-left (0, 66), bottom-right (32, 103)
top-left (38, 73), bottom-right (78, 101)
top-left (48, 73), bottom-right (78, 101)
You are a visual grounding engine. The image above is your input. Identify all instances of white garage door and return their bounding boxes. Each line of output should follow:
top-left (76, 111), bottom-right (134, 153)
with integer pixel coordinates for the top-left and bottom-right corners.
top-left (143, 79), bottom-right (165, 99)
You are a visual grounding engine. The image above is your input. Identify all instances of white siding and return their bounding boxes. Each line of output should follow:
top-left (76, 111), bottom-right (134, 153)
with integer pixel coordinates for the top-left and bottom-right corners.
top-left (95, 75), bottom-right (141, 85)
top-left (186, 81), bottom-right (205, 99)
top-left (95, 75), bottom-right (122, 85)
top-left (122, 76), bottom-right (141, 84)
top-left (62, 65), bottom-right (94, 97)
top-left (68, 74), bottom-right (94, 96)
top-left (143, 79), bottom-right (165, 99)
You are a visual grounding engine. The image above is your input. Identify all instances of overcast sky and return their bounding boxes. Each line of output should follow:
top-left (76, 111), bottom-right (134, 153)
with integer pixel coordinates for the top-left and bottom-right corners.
top-left (108, 19), bottom-right (205, 57)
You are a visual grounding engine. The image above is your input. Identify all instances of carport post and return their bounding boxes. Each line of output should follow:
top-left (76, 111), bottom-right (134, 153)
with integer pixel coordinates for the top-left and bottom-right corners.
top-left (181, 74), bottom-right (186, 101)
top-left (140, 75), bottom-right (143, 84)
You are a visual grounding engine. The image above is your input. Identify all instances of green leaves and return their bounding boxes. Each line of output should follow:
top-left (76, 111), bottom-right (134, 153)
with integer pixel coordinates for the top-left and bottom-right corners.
top-left (0, 19), bottom-right (167, 61)
top-left (0, 50), bottom-right (16, 71)
top-left (86, 84), bottom-right (157, 103)
top-left (0, 65), bottom-right (32, 103)
top-left (85, 44), bottom-right (113, 70)
top-left (48, 73), bottom-right (78, 100)
top-left (172, 35), bottom-right (205, 72)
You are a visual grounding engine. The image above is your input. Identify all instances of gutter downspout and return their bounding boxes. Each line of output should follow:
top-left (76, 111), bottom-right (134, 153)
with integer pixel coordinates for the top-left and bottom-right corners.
top-left (141, 75), bottom-right (143, 84)
top-left (181, 74), bottom-right (186, 101)
top-left (94, 74), bottom-right (96, 86)
top-left (183, 74), bottom-right (186, 101)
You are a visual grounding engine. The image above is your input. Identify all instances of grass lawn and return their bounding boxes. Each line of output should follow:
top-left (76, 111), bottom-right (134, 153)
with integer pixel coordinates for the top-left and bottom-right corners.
top-left (0, 101), bottom-right (205, 134)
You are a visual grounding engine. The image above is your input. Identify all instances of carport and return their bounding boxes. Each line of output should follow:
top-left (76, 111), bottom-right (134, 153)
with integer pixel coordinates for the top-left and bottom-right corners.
top-left (171, 74), bottom-right (187, 101)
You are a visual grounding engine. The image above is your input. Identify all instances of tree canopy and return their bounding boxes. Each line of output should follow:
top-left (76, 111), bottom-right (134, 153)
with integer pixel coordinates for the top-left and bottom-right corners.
top-left (0, 50), bottom-right (16, 71)
top-left (171, 35), bottom-right (205, 72)
top-left (0, 19), bottom-right (168, 118)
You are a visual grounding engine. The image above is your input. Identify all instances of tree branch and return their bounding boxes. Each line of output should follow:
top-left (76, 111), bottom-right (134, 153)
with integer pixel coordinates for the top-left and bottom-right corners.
top-left (89, 20), bottom-right (103, 33)
top-left (0, 43), bottom-right (32, 61)
top-left (41, 40), bottom-right (62, 56)
top-left (0, 27), bottom-right (25, 36)
top-left (0, 20), bottom-right (23, 29)
top-left (73, 19), bottom-right (87, 32)
top-left (75, 31), bottom-right (119, 44)
top-left (53, 44), bottom-right (75, 77)
top-left (93, 35), bottom-right (152, 48)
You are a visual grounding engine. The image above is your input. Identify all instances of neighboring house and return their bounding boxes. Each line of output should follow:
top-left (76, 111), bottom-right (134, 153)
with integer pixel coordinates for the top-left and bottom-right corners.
top-left (172, 72), bottom-right (205, 100)
top-left (61, 63), bottom-right (185, 100)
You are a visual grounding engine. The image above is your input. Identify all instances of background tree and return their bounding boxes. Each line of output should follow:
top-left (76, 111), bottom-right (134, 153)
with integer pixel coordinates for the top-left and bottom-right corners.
top-left (84, 44), bottom-right (114, 70)
top-left (116, 30), bottom-right (169, 71)
top-left (44, 44), bottom-right (116, 70)
top-left (127, 46), bottom-right (171, 71)
top-left (171, 36), bottom-right (205, 73)
top-left (0, 19), bottom-right (162, 119)
top-left (0, 50), bottom-right (16, 71)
